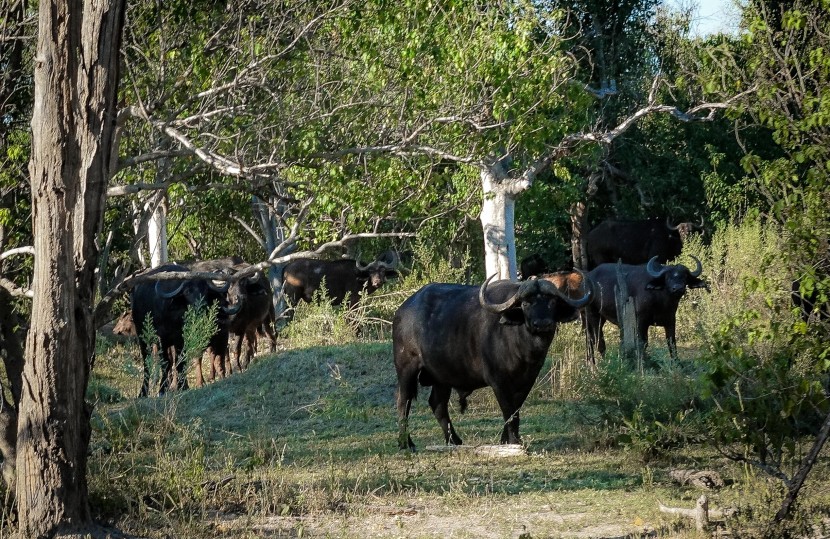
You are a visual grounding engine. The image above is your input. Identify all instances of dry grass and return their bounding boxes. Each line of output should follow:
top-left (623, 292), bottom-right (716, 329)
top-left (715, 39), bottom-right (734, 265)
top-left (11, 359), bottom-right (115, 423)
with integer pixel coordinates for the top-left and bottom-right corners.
top-left (69, 222), bottom-right (830, 538)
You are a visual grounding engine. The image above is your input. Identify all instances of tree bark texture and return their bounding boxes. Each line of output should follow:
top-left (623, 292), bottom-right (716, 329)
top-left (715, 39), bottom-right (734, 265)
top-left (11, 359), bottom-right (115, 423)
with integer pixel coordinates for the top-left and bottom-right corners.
top-left (252, 196), bottom-right (291, 325)
top-left (18, 1), bottom-right (125, 536)
top-left (147, 194), bottom-right (169, 268)
top-left (479, 167), bottom-right (525, 281)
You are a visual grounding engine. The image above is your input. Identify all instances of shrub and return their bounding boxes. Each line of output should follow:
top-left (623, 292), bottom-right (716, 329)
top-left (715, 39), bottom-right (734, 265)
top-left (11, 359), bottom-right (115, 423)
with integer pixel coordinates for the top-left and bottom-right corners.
top-left (695, 220), bottom-right (830, 479)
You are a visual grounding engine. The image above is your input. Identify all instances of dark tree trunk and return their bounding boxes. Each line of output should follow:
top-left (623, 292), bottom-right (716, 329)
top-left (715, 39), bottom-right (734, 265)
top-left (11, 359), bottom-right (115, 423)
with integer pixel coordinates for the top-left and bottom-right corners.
top-left (0, 287), bottom-right (24, 490)
top-left (17, 1), bottom-right (125, 536)
top-left (569, 201), bottom-right (588, 270)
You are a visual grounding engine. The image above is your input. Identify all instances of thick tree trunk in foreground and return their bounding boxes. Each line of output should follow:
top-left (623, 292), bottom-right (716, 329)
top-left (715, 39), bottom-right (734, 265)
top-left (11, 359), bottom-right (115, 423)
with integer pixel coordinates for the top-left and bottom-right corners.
top-left (18, 1), bottom-right (125, 537)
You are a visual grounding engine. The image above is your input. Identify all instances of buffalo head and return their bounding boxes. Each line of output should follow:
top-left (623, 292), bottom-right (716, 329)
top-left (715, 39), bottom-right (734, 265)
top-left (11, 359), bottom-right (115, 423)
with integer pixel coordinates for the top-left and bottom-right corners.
top-left (645, 255), bottom-right (707, 297)
top-left (356, 250), bottom-right (400, 289)
top-left (478, 273), bottom-right (592, 332)
top-left (666, 216), bottom-right (704, 242)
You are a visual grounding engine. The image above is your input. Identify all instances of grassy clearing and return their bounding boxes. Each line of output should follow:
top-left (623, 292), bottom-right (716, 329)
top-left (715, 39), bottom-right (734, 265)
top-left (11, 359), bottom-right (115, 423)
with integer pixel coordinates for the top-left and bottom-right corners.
top-left (80, 222), bottom-right (830, 538)
top-left (87, 341), bottom-right (830, 538)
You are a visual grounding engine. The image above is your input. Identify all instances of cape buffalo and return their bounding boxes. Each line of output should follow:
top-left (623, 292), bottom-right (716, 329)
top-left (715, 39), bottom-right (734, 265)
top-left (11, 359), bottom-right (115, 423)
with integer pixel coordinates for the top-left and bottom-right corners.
top-left (584, 256), bottom-right (707, 363)
top-left (585, 217), bottom-right (703, 268)
top-left (519, 253), bottom-right (550, 280)
top-left (282, 251), bottom-right (399, 308)
top-left (225, 262), bottom-right (277, 371)
top-left (189, 258), bottom-right (277, 376)
top-left (393, 274), bottom-right (592, 451)
top-left (539, 270), bottom-right (594, 323)
top-left (131, 263), bottom-right (238, 397)
top-left (112, 310), bottom-right (136, 337)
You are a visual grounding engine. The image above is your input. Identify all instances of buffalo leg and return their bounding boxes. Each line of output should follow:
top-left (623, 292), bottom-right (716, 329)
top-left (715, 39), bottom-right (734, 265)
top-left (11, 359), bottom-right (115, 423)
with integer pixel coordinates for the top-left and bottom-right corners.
top-left (428, 384), bottom-right (462, 446)
top-left (584, 312), bottom-right (605, 363)
top-left (492, 388), bottom-right (523, 444)
top-left (231, 333), bottom-right (245, 373)
top-left (259, 317), bottom-right (277, 353)
top-left (175, 348), bottom-right (189, 391)
top-left (194, 352), bottom-right (206, 387)
top-left (244, 329), bottom-right (258, 368)
top-left (159, 345), bottom-right (176, 395)
top-left (395, 365), bottom-right (419, 451)
top-left (596, 319), bottom-right (607, 357)
top-left (637, 321), bottom-right (652, 361)
top-left (211, 348), bottom-right (227, 380)
top-left (664, 321), bottom-right (678, 359)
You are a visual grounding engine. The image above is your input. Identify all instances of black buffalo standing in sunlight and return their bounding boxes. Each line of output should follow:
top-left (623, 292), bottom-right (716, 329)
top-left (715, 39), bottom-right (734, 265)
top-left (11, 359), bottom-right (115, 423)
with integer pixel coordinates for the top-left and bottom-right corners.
top-left (584, 256), bottom-right (707, 363)
top-left (393, 274), bottom-right (592, 451)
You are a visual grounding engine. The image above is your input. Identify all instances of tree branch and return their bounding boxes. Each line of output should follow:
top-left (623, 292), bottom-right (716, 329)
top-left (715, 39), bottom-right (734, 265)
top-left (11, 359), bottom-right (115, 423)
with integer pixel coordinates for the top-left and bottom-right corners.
top-left (0, 277), bottom-right (32, 298)
top-left (0, 246), bottom-right (35, 261)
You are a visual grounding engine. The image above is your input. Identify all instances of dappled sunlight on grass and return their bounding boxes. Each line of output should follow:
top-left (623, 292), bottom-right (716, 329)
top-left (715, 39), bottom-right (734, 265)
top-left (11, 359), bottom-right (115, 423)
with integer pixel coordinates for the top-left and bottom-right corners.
top-left (87, 223), bottom-right (830, 537)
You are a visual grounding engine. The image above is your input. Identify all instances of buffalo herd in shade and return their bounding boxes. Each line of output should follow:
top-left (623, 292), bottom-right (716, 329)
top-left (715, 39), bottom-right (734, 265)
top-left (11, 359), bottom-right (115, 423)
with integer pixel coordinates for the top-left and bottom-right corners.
top-left (110, 216), bottom-right (823, 451)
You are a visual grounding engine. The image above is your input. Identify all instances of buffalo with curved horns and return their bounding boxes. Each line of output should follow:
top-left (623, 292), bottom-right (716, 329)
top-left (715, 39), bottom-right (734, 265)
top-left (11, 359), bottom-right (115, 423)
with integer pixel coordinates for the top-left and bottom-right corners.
top-left (584, 256), bottom-right (707, 363)
top-left (282, 251), bottom-right (399, 308)
top-left (393, 273), bottom-right (592, 451)
top-left (131, 263), bottom-right (240, 397)
top-left (188, 258), bottom-right (277, 377)
top-left (585, 217), bottom-right (704, 268)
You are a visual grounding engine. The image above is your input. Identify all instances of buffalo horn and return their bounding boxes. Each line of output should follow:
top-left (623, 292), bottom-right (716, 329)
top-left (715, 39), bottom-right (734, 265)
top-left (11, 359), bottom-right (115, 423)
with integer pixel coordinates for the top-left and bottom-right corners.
top-left (223, 301), bottom-right (242, 315)
top-left (355, 258), bottom-right (373, 272)
top-left (666, 217), bottom-right (680, 231)
top-left (156, 279), bottom-right (186, 299)
top-left (478, 274), bottom-right (521, 313)
top-left (688, 255), bottom-right (703, 277)
top-left (207, 277), bottom-right (231, 293)
top-left (646, 256), bottom-right (670, 278)
top-left (375, 250), bottom-right (399, 270)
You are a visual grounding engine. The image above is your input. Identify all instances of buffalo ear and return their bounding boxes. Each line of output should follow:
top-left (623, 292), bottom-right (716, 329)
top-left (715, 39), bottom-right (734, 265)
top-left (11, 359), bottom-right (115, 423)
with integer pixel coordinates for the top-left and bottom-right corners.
top-left (645, 277), bottom-right (665, 290)
top-left (688, 276), bottom-right (710, 291)
top-left (499, 307), bottom-right (525, 326)
top-left (386, 270), bottom-right (399, 279)
top-left (554, 304), bottom-right (579, 323)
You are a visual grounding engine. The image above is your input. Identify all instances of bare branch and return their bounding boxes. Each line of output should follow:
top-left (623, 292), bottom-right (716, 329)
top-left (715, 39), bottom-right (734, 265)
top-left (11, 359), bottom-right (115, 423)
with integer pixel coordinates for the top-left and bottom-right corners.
top-left (0, 246), bottom-right (35, 261)
top-left (267, 197), bottom-right (316, 260)
top-left (0, 278), bottom-right (32, 298)
top-left (117, 148), bottom-right (191, 170)
top-left (565, 86), bottom-right (757, 147)
top-left (307, 143), bottom-right (481, 166)
top-left (231, 214), bottom-right (265, 250)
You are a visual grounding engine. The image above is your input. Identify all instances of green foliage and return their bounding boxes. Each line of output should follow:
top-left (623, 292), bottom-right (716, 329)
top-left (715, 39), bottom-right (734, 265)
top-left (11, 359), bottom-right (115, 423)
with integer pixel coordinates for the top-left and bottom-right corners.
top-left (282, 282), bottom-right (359, 347)
top-left (139, 312), bottom-right (162, 391)
top-left (574, 354), bottom-right (706, 460)
top-left (683, 0), bottom-right (830, 486)
top-left (691, 220), bottom-right (830, 477)
top-left (180, 298), bottom-right (218, 365)
top-left (516, 168), bottom-right (581, 270)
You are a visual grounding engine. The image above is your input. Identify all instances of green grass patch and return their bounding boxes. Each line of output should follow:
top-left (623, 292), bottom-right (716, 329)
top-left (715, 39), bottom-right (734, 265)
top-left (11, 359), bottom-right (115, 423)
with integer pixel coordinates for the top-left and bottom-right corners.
top-left (82, 222), bottom-right (830, 538)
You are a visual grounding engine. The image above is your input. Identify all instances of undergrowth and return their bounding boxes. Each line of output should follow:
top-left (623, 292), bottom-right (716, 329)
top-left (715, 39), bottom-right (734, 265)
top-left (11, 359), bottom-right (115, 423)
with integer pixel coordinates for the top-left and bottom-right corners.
top-left (77, 222), bottom-right (830, 538)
